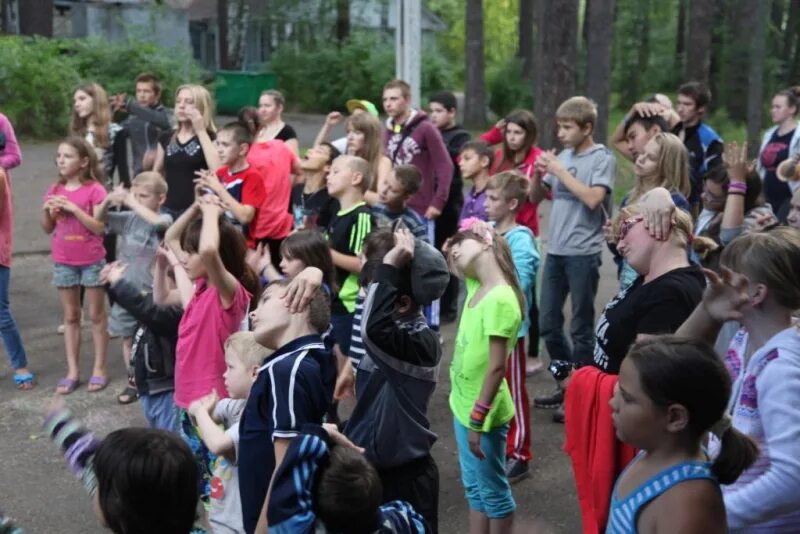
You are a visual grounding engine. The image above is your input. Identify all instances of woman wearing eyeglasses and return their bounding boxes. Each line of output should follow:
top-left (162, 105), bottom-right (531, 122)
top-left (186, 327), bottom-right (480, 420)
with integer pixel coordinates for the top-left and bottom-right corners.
top-left (563, 187), bottom-right (713, 533)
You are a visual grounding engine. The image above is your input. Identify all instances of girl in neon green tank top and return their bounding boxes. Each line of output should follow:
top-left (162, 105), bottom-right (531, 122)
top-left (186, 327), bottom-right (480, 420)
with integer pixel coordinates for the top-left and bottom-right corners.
top-left (446, 219), bottom-right (524, 532)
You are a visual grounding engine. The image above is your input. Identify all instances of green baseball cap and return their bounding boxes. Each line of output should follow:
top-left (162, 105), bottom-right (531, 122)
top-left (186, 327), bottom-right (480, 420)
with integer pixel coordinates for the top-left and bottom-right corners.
top-left (346, 99), bottom-right (379, 117)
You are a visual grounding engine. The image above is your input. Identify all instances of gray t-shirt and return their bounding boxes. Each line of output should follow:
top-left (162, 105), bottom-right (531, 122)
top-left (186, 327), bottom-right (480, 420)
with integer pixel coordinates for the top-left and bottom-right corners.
top-left (543, 144), bottom-right (615, 256)
top-left (107, 211), bottom-right (172, 290)
top-left (210, 398), bottom-right (246, 534)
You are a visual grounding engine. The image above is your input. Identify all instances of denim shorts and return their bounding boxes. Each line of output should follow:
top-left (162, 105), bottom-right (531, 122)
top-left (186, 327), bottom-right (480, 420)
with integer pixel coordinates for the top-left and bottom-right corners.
top-left (52, 261), bottom-right (105, 288)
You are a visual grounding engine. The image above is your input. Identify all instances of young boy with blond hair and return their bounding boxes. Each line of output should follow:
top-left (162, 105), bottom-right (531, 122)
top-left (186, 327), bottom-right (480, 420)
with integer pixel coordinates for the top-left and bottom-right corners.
top-left (530, 96), bottom-right (615, 420)
top-left (189, 331), bottom-right (269, 534)
top-left (324, 155), bottom-right (374, 397)
top-left (485, 171), bottom-right (539, 481)
top-left (95, 171), bottom-right (173, 404)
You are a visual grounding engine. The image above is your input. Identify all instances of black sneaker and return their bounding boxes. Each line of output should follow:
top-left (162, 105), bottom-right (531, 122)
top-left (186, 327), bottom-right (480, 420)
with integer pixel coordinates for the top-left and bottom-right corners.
top-left (505, 458), bottom-right (530, 483)
top-left (534, 388), bottom-right (564, 409)
top-left (552, 405), bottom-right (565, 424)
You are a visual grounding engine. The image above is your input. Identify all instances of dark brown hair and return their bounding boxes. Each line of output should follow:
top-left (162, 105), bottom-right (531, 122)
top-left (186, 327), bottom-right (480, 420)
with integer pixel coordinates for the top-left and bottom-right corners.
top-left (392, 164), bottom-right (422, 196)
top-left (135, 72), bottom-right (162, 98)
top-left (679, 81), bottom-right (712, 109)
top-left (627, 337), bottom-right (758, 485)
top-left (501, 109), bottom-right (539, 168)
top-left (280, 229), bottom-right (337, 294)
top-left (179, 216), bottom-right (261, 305)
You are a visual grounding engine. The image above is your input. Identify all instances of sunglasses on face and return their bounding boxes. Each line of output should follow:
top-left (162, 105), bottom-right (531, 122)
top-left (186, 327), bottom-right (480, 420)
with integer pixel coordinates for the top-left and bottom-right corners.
top-left (617, 216), bottom-right (644, 242)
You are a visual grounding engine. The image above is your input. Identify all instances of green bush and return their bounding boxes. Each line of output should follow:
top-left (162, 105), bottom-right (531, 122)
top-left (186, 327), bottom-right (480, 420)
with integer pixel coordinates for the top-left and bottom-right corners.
top-left (487, 59), bottom-right (534, 118)
top-left (0, 35), bottom-right (205, 138)
top-left (0, 37), bottom-right (80, 138)
top-left (270, 32), bottom-right (455, 113)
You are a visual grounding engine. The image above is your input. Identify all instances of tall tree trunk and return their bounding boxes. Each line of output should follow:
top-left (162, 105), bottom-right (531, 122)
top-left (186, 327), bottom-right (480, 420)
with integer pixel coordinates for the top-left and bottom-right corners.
top-left (585, 0), bottom-right (615, 144)
top-left (535, 0), bottom-right (578, 148)
top-left (675, 0), bottom-right (687, 76)
top-left (336, 0), bottom-right (350, 44)
top-left (218, 0), bottom-right (231, 69)
top-left (228, 0), bottom-right (249, 70)
top-left (19, 0), bottom-right (53, 36)
top-left (518, 0), bottom-right (535, 81)
top-left (464, 0), bottom-right (486, 128)
top-left (747, 0), bottom-right (770, 158)
top-left (784, 0), bottom-right (800, 83)
top-left (685, 0), bottom-right (714, 83)
top-left (721, 0), bottom-right (754, 121)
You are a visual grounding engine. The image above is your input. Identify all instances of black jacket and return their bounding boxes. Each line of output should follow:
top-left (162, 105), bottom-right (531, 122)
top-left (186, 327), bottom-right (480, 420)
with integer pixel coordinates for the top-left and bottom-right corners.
top-left (108, 280), bottom-right (182, 396)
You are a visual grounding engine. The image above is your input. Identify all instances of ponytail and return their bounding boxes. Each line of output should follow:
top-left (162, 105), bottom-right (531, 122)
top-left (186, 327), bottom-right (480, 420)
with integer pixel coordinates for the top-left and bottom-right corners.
top-left (237, 106), bottom-right (261, 138)
top-left (627, 336), bottom-right (760, 486)
top-left (712, 425), bottom-right (759, 485)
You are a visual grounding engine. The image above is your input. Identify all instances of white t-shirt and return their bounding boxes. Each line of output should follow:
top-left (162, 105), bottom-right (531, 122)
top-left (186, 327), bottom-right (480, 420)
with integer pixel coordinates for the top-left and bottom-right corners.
top-left (209, 398), bottom-right (247, 534)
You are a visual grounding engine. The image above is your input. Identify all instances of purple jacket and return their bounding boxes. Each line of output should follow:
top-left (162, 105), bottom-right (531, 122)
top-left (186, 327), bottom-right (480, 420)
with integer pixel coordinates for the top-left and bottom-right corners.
top-left (384, 110), bottom-right (454, 217)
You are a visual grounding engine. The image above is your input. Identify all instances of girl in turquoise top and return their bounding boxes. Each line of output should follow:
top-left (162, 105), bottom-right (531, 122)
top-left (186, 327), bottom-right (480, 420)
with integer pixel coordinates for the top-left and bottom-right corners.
top-left (446, 219), bottom-right (523, 533)
top-left (607, 336), bottom-right (757, 533)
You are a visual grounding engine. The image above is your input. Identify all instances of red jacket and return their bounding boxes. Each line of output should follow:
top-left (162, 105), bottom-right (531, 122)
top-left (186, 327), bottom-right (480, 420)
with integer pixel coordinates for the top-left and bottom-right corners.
top-left (480, 126), bottom-right (547, 236)
top-left (564, 367), bottom-right (637, 534)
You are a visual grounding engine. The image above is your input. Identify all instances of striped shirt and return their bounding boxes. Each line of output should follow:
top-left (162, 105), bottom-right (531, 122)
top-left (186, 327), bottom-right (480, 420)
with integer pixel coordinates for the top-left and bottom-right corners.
top-left (607, 455), bottom-right (716, 533)
top-left (371, 204), bottom-right (430, 243)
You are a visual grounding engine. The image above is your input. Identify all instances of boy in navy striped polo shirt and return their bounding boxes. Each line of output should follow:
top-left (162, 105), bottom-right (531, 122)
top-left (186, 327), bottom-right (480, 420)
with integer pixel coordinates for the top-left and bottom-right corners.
top-left (237, 280), bottom-right (336, 534)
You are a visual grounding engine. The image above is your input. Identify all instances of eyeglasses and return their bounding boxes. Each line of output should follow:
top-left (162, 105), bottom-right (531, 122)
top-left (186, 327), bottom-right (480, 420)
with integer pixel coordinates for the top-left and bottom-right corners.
top-left (617, 216), bottom-right (644, 242)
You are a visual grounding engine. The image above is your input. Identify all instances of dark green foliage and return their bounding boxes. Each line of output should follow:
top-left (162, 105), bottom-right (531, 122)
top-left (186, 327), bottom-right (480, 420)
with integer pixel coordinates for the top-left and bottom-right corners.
top-left (269, 32), bottom-right (455, 112)
top-left (0, 35), bottom-right (205, 137)
top-left (487, 59), bottom-right (533, 117)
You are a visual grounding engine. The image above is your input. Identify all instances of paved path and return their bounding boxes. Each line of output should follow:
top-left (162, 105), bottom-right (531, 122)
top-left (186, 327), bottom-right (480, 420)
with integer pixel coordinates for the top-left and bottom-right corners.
top-left (0, 129), bottom-right (622, 533)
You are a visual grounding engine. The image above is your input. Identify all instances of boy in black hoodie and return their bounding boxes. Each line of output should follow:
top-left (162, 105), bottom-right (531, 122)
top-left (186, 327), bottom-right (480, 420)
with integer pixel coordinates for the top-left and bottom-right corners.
top-left (344, 225), bottom-right (449, 533)
top-left (101, 258), bottom-right (182, 432)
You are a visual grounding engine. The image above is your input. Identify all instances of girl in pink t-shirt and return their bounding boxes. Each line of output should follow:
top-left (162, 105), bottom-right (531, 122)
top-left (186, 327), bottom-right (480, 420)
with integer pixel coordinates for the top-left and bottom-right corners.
top-left (165, 191), bottom-right (259, 505)
top-left (41, 137), bottom-right (109, 395)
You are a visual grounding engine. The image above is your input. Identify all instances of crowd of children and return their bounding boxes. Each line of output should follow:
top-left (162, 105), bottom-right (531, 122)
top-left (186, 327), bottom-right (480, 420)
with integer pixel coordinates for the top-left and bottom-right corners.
top-left (0, 71), bottom-right (799, 534)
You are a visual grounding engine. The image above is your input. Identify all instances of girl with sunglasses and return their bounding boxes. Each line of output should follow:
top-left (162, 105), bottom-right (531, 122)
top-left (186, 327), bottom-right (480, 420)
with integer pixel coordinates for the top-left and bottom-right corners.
top-left (562, 188), bottom-right (715, 532)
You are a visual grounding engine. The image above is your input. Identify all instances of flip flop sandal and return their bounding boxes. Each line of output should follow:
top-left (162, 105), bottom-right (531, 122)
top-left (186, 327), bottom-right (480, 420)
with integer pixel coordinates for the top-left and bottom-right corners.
top-left (117, 385), bottom-right (139, 405)
top-left (87, 375), bottom-right (109, 393)
top-left (13, 372), bottom-right (36, 390)
top-left (56, 377), bottom-right (81, 395)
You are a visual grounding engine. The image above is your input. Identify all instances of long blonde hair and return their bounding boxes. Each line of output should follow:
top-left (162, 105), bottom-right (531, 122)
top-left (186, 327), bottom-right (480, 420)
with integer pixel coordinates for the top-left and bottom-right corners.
top-left (630, 133), bottom-right (691, 204)
top-left (346, 112), bottom-right (385, 192)
top-left (174, 84), bottom-right (216, 133)
top-left (613, 203), bottom-right (718, 259)
top-left (70, 82), bottom-right (112, 149)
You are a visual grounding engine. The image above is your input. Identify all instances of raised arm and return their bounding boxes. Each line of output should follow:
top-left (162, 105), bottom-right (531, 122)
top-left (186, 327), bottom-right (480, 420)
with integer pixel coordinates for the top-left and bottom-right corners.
top-left (313, 111), bottom-right (343, 147)
top-left (164, 197), bottom-right (200, 256)
top-left (196, 169), bottom-right (255, 225)
top-left (197, 196), bottom-right (239, 308)
top-left (125, 99), bottom-right (173, 130)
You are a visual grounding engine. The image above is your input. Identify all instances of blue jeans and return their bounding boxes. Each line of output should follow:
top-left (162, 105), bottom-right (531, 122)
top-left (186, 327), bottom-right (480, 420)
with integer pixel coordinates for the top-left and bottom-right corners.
top-left (140, 391), bottom-right (179, 432)
top-left (453, 417), bottom-right (515, 518)
top-left (0, 266), bottom-right (27, 369)
top-left (539, 253), bottom-right (601, 365)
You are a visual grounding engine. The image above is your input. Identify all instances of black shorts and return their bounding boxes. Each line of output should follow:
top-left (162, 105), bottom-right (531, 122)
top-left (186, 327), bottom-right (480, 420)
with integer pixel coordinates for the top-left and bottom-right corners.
top-left (378, 454), bottom-right (439, 534)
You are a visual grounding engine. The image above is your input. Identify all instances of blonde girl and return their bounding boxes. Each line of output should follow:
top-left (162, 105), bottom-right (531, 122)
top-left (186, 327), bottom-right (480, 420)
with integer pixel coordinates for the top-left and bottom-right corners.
top-left (41, 137), bottom-right (110, 394)
top-left (152, 84), bottom-right (219, 215)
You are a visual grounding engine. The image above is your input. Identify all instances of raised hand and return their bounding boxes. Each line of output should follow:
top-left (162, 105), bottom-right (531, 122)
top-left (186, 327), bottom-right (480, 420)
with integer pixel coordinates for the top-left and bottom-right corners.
top-left (383, 228), bottom-right (415, 267)
top-left (326, 111), bottom-right (343, 125)
top-left (700, 266), bottom-right (750, 323)
top-left (722, 141), bottom-right (750, 184)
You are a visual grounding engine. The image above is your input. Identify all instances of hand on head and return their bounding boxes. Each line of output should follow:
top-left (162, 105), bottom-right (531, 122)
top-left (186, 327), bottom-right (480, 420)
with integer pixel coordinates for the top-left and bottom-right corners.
top-left (383, 228), bottom-right (415, 267)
